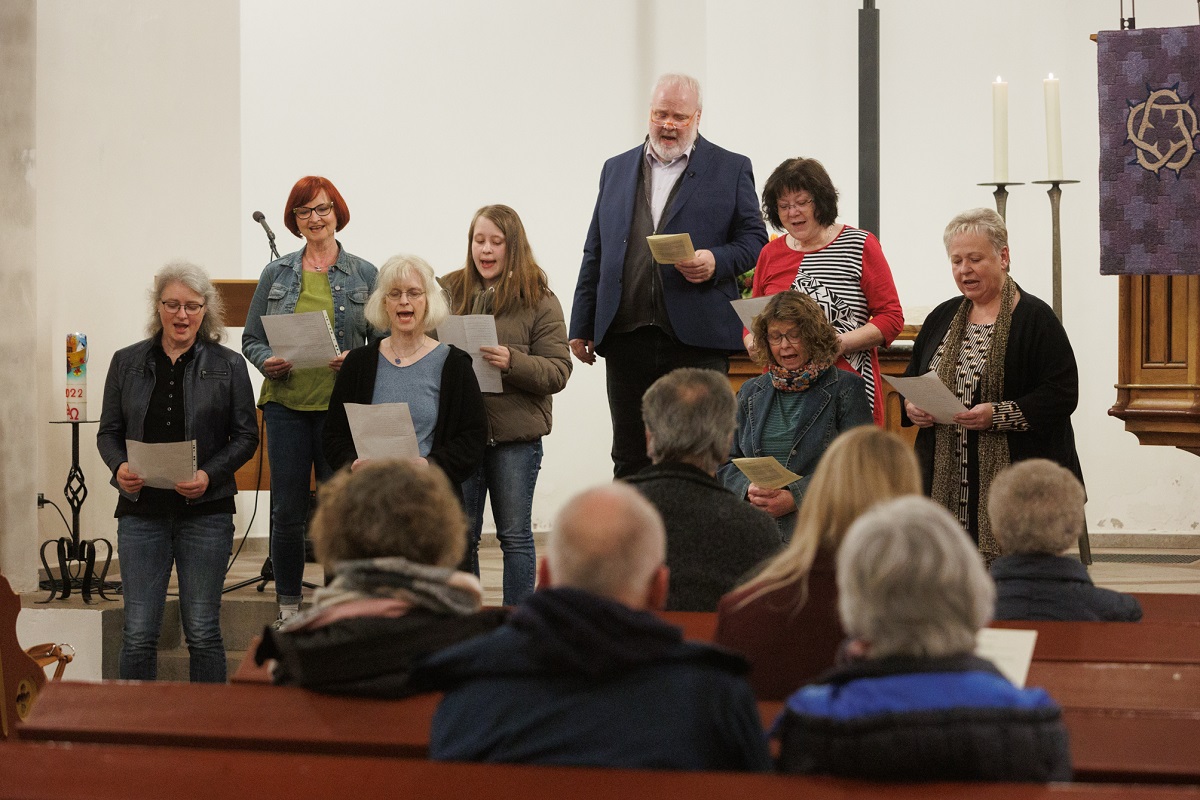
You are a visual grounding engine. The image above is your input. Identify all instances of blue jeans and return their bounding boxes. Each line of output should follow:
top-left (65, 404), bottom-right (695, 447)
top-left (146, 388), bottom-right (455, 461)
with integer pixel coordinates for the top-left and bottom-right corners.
top-left (263, 402), bottom-right (333, 602)
top-left (461, 439), bottom-right (542, 606)
top-left (117, 513), bottom-right (234, 682)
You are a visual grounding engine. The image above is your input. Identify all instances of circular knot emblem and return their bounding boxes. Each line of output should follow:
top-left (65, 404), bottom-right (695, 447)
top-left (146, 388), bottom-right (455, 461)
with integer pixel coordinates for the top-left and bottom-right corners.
top-left (1126, 86), bottom-right (1200, 176)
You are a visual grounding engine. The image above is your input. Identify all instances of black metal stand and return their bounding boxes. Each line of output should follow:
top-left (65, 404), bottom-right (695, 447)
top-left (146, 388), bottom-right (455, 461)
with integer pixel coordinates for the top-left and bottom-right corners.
top-left (222, 490), bottom-right (320, 595)
top-left (977, 182), bottom-right (1024, 221)
top-left (38, 420), bottom-right (117, 604)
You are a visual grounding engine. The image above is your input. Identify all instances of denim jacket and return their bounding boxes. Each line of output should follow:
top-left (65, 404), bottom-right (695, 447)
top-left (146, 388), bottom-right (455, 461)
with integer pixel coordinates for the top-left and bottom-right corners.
top-left (718, 367), bottom-right (872, 536)
top-left (241, 243), bottom-right (378, 373)
top-left (97, 338), bottom-right (259, 505)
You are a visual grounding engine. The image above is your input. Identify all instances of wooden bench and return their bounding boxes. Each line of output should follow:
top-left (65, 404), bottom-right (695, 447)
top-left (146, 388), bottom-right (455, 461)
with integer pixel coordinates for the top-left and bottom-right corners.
top-left (18, 681), bottom-right (1200, 784)
top-left (1132, 593), bottom-right (1200, 626)
top-left (6, 740), bottom-right (1200, 800)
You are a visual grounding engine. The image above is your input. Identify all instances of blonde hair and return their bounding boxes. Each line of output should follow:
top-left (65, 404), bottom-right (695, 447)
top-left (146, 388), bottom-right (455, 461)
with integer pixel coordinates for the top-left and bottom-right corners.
top-left (734, 427), bottom-right (921, 610)
top-left (364, 254), bottom-right (450, 332)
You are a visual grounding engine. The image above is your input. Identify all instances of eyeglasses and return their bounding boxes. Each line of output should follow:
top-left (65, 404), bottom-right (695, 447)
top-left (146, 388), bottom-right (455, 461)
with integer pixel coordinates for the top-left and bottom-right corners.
top-left (777, 198), bottom-right (815, 213)
top-left (386, 289), bottom-right (426, 301)
top-left (161, 300), bottom-right (205, 315)
top-left (293, 202), bottom-right (335, 220)
top-left (650, 109), bottom-right (697, 129)
top-left (765, 331), bottom-right (805, 346)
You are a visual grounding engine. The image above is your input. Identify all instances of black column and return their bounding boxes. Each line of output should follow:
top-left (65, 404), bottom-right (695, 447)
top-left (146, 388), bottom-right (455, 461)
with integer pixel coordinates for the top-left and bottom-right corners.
top-left (859, 0), bottom-right (880, 237)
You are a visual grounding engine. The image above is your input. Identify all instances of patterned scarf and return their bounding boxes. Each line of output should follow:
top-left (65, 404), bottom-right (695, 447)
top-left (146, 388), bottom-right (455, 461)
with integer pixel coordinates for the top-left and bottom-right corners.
top-left (768, 358), bottom-right (831, 392)
top-left (930, 276), bottom-right (1016, 564)
top-left (278, 556), bottom-right (483, 633)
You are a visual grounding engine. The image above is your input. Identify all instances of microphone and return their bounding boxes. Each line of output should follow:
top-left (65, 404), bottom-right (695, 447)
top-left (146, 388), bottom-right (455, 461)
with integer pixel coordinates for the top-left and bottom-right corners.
top-left (252, 211), bottom-right (280, 260)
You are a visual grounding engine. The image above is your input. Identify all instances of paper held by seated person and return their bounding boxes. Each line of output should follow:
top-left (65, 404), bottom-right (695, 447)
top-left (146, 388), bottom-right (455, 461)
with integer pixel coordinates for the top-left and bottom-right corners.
top-left (882, 371), bottom-right (969, 424)
top-left (732, 457), bottom-right (802, 491)
top-left (126, 439), bottom-right (197, 489)
top-left (260, 311), bottom-right (340, 370)
top-left (436, 315), bottom-right (503, 393)
top-left (647, 233), bottom-right (695, 264)
top-left (730, 295), bottom-right (772, 333)
top-left (975, 627), bottom-right (1038, 688)
top-left (344, 402), bottom-right (420, 461)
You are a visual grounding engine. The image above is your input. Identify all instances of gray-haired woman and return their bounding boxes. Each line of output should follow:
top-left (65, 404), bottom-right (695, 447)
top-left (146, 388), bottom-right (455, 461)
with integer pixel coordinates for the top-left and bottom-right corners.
top-left (774, 495), bottom-right (1072, 782)
top-left (97, 261), bottom-right (258, 682)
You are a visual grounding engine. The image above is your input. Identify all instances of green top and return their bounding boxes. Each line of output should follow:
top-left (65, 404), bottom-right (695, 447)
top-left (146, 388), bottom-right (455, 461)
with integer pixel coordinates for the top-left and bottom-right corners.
top-left (761, 390), bottom-right (804, 472)
top-left (258, 271), bottom-right (338, 411)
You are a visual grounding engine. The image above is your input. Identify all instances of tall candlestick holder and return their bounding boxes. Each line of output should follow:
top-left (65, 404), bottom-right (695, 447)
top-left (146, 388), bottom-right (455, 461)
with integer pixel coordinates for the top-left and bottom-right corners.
top-left (977, 182), bottom-right (1024, 221)
top-left (1031, 179), bottom-right (1080, 322)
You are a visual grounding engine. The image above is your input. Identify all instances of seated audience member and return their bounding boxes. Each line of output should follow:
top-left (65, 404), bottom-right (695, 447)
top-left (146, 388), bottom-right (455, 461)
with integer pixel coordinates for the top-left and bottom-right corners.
top-left (775, 496), bottom-right (1071, 782)
top-left (416, 483), bottom-right (772, 771)
top-left (989, 459), bottom-right (1142, 622)
top-left (626, 368), bottom-right (781, 612)
top-left (254, 460), bottom-right (506, 697)
top-left (715, 427), bottom-right (921, 700)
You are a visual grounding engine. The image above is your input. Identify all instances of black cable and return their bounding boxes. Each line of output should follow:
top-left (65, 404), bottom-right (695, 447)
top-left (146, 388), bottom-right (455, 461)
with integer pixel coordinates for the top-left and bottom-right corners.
top-left (42, 498), bottom-right (73, 538)
top-left (225, 410), bottom-right (267, 576)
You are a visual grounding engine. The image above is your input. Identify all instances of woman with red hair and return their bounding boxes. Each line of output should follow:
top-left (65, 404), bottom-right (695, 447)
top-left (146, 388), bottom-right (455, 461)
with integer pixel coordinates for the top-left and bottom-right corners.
top-left (242, 176), bottom-right (378, 627)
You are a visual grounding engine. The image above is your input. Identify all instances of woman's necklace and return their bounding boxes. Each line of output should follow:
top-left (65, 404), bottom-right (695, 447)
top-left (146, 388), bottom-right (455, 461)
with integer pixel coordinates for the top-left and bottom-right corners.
top-left (385, 337), bottom-right (427, 365)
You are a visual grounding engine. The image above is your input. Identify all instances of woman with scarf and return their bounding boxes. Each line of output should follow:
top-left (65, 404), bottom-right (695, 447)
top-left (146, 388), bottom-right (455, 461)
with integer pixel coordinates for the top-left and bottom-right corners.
top-left (254, 459), bottom-right (506, 696)
top-left (745, 158), bottom-right (904, 426)
top-left (719, 291), bottom-right (873, 539)
top-left (903, 208), bottom-right (1083, 564)
top-left (440, 205), bottom-right (571, 606)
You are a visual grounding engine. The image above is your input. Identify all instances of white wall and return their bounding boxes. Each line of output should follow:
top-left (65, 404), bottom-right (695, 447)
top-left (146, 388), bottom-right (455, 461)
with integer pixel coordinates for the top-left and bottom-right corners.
top-left (24, 1), bottom-right (1200, 582)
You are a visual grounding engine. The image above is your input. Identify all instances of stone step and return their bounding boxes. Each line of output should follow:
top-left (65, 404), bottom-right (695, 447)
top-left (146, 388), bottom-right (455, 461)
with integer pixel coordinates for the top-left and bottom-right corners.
top-left (155, 646), bottom-right (250, 683)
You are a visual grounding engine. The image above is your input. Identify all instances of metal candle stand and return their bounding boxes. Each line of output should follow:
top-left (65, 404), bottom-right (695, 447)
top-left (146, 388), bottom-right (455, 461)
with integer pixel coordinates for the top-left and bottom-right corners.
top-left (976, 182), bottom-right (1025, 222)
top-left (38, 420), bottom-right (117, 604)
top-left (1032, 179), bottom-right (1080, 322)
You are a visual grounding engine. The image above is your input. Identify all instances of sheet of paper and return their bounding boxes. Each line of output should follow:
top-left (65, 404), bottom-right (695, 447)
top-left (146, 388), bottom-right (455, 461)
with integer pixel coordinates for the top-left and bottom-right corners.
top-left (976, 627), bottom-right (1038, 688)
top-left (436, 315), bottom-right (503, 393)
top-left (344, 402), bottom-right (420, 461)
top-left (260, 311), bottom-right (339, 369)
top-left (730, 295), bottom-right (772, 332)
top-left (732, 457), bottom-right (802, 491)
top-left (647, 233), bottom-right (695, 264)
top-left (882, 371), bottom-right (969, 424)
top-left (126, 439), bottom-right (196, 489)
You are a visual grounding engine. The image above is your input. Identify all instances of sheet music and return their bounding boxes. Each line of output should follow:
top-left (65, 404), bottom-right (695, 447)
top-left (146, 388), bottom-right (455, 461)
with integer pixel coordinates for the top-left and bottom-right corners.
top-left (260, 311), bottom-right (340, 369)
top-left (647, 233), bottom-right (696, 264)
top-left (732, 457), bottom-right (802, 491)
top-left (126, 439), bottom-right (197, 489)
top-left (436, 315), bottom-right (504, 393)
top-left (730, 295), bottom-right (773, 332)
top-left (976, 627), bottom-right (1038, 688)
top-left (882, 371), bottom-right (969, 424)
top-left (344, 402), bottom-right (420, 461)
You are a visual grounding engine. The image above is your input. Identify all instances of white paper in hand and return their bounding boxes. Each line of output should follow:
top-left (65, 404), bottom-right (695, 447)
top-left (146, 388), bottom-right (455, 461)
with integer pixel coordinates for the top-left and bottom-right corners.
top-left (260, 311), bottom-right (340, 369)
top-left (882, 371), bottom-right (969, 424)
top-left (975, 627), bottom-right (1038, 688)
top-left (437, 315), bottom-right (503, 393)
top-left (732, 457), bottom-right (802, 490)
top-left (126, 439), bottom-right (197, 489)
top-left (730, 295), bottom-right (772, 332)
top-left (344, 403), bottom-right (420, 461)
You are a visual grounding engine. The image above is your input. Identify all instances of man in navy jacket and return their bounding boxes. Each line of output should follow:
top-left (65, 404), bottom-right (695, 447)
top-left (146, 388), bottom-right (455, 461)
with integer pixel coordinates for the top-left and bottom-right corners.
top-left (569, 73), bottom-right (767, 477)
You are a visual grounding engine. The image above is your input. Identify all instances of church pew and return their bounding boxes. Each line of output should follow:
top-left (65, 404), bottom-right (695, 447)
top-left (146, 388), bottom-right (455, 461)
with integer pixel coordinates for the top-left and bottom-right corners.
top-left (5, 741), bottom-right (1200, 800)
top-left (990, 620), bottom-right (1200, 664)
top-left (17, 682), bottom-right (1200, 784)
top-left (1025, 662), bottom-right (1200, 713)
top-left (1132, 593), bottom-right (1200, 626)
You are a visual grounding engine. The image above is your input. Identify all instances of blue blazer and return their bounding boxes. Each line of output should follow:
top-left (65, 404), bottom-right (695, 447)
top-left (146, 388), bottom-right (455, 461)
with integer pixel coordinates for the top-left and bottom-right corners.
top-left (570, 135), bottom-right (767, 353)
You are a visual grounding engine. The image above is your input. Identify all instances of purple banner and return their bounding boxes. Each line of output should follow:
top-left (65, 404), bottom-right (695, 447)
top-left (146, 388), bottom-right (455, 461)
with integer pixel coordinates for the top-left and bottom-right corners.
top-left (1098, 26), bottom-right (1200, 275)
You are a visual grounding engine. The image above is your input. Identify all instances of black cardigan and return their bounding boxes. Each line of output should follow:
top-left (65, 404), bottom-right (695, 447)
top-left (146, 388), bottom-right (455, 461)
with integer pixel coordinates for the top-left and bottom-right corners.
top-left (904, 287), bottom-right (1084, 493)
top-left (322, 341), bottom-right (487, 492)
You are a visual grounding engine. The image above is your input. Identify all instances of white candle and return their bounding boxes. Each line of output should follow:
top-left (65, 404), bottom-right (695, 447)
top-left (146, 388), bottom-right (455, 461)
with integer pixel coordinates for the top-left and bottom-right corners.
top-left (992, 77), bottom-right (1008, 183)
top-left (1044, 73), bottom-right (1063, 180)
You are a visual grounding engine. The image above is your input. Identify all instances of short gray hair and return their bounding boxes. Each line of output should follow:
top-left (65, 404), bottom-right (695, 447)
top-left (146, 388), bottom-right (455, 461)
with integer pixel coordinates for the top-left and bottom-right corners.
top-left (641, 368), bottom-right (734, 472)
top-left (988, 459), bottom-right (1085, 556)
top-left (943, 207), bottom-right (1008, 257)
top-left (838, 496), bottom-right (995, 659)
top-left (652, 73), bottom-right (703, 110)
top-left (548, 483), bottom-right (665, 603)
top-left (365, 254), bottom-right (450, 333)
top-left (147, 260), bottom-right (226, 343)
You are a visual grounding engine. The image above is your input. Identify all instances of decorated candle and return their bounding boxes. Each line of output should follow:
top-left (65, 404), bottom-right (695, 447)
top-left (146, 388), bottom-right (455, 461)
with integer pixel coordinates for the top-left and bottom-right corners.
top-left (66, 332), bottom-right (87, 421)
top-left (993, 77), bottom-right (1009, 182)
top-left (1044, 73), bottom-right (1063, 180)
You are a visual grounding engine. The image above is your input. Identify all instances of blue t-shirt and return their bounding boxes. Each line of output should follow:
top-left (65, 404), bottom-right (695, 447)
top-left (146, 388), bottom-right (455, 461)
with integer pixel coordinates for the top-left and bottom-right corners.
top-left (371, 343), bottom-right (449, 457)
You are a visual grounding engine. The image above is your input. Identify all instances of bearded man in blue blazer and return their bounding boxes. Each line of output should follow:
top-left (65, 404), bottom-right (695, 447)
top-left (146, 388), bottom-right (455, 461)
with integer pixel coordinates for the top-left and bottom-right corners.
top-left (570, 73), bottom-right (767, 478)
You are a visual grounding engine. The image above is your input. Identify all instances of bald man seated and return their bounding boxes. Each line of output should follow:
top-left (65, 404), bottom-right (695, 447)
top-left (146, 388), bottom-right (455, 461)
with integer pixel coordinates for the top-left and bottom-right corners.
top-left (414, 483), bottom-right (771, 771)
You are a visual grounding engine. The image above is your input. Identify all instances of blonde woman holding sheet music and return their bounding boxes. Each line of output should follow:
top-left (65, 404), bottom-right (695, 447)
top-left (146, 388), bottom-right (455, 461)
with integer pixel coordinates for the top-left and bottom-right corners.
top-left (440, 205), bottom-right (571, 605)
top-left (242, 176), bottom-right (377, 628)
